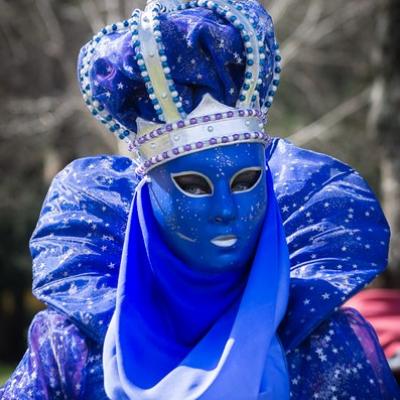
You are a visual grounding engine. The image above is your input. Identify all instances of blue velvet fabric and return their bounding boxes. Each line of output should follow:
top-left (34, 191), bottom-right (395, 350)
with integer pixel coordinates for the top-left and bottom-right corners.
top-left (1, 139), bottom-right (399, 399)
top-left (80, 0), bottom-right (277, 131)
top-left (103, 168), bottom-right (290, 399)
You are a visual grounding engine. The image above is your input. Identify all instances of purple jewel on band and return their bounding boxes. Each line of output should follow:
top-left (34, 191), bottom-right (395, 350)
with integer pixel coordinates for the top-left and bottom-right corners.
top-left (138, 131), bottom-right (271, 175)
top-left (136, 108), bottom-right (264, 145)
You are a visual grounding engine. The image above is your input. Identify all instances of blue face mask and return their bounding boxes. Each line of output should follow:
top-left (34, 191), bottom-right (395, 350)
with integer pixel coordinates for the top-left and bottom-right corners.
top-left (148, 143), bottom-right (268, 272)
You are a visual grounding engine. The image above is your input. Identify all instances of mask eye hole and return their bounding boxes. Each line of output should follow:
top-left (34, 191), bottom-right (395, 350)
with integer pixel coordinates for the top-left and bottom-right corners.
top-left (172, 172), bottom-right (213, 197)
top-left (230, 168), bottom-right (262, 193)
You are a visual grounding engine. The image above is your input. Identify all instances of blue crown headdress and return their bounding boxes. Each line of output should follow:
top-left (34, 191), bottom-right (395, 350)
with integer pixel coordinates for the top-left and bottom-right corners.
top-left (78, 0), bottom-right (281, 174)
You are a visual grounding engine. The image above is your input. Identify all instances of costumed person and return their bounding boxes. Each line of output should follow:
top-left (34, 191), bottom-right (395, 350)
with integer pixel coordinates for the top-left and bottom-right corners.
top-left (1, 0), bottom-right (399, 398)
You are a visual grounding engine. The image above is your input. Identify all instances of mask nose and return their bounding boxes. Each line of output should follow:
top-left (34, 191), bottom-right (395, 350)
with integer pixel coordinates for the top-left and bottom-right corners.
top-left (212, 184), bottom-right (237, 224)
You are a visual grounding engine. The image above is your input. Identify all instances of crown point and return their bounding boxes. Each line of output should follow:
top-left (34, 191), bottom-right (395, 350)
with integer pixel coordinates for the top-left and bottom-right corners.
top-left (187, 93), bottom-right (236, 119)
top-left (146, 0), bottom-right (185, 11)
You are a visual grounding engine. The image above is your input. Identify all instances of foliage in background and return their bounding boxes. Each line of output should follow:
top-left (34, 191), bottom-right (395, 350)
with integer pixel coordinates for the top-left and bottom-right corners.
top-left (0, 0), bottom-right (398, 369)
top-left (0, 364), bottom-right (13, 387)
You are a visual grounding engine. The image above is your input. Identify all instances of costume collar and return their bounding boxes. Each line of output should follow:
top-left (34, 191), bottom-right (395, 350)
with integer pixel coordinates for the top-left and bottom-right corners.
top-left (30, 139), bottom-right (390, 351)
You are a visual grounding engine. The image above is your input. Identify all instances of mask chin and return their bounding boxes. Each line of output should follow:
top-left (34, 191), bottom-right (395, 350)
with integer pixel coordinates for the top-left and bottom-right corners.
top-left (147, 143), bottom-right (268, 273)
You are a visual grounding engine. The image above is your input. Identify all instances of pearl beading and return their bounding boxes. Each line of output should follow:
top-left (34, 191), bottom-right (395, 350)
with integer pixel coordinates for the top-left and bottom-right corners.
top-left (132, 3), bottom-right (187, 122)
top-left (134, 108), bottom-right (262, 147)
top-left (134, 131), bottom-right (271, 175)
top-left (173, 0), bottom-right (281, 114)
top-left (79, 17), bottom-right (137, 143)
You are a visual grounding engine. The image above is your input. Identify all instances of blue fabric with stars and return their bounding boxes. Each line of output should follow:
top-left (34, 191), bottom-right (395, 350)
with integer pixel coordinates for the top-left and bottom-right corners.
top-left (80, 0), bottom-right (277, 131)
top-left (1, 138), bottom-right (399, 399)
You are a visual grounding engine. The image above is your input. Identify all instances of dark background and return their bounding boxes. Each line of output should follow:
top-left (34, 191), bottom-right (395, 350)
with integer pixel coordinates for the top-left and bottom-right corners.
top-left (1, 0), bottom-right (399, 384)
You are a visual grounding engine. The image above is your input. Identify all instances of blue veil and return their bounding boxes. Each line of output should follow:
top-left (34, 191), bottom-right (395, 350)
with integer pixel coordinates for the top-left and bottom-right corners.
top-left (28, 139), bottom-right (396, 398)
top-left (103, 167), bottom-right (291, 399)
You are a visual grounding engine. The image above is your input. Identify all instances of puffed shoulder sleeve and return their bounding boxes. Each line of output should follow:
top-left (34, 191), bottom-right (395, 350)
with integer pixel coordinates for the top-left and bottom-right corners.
top-left (287, 308), bottom-right (400, 399)
top-left (268, 139), bottom-right (391, 349)
top-left (0, 310), bottom-right (89, 400)
top-left (29, 155), bottom-right (139, 342)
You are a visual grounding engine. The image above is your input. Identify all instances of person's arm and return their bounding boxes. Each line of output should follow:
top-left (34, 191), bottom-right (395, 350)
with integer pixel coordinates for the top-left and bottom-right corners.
top-left (1, 310), bottom-right (89, 399)
top-left (287, 308), bottom-right (400, 399)
top-left (1, 155), bottom-right (137, 399)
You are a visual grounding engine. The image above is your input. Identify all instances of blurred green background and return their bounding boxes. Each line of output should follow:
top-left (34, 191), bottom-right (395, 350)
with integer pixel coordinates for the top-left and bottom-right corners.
top-left (0, 0), bottom-right (399, 386)
top-left (0, 365), bottom-right (13, 386)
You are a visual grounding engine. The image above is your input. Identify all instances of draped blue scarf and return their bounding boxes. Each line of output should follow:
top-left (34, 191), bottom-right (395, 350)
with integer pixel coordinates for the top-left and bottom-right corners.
top-left (103, 168), bottom-right (290, 399)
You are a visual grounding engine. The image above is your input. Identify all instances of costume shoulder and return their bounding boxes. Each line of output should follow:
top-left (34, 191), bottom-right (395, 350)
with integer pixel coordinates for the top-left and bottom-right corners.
top-left (30, 142), bottom-right (390, 348)
top-left (30, 155), bottom-right (139, 343)
top-left (268, 139), bottom-right (390, 350)
top-left (287, 307), bottom-right (400, 399)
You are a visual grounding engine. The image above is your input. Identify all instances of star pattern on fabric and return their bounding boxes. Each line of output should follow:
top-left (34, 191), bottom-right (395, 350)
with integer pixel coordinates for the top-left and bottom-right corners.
top-left (268, 140), bottom-right (390, 351)
top-left (3, 307), bottom-right (396, 399)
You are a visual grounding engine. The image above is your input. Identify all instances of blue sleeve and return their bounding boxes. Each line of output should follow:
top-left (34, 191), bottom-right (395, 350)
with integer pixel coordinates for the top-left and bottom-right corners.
top-left (29, 155), bottom-right (138, 343)
top-left (2, 155), bottom-right (137, 399)
top-left (0, 310), bottom-right (89, 400)
top-left (287, 308), bottom-right (400, 399)
top-left (268, 139), bottom-right (390, 350)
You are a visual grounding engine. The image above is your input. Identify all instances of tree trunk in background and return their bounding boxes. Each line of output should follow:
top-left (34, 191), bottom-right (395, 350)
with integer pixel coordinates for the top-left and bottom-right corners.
top-left (0, 0), bottom-right (117, 364)
top-left (370, 0), bottom-right (400, 286)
